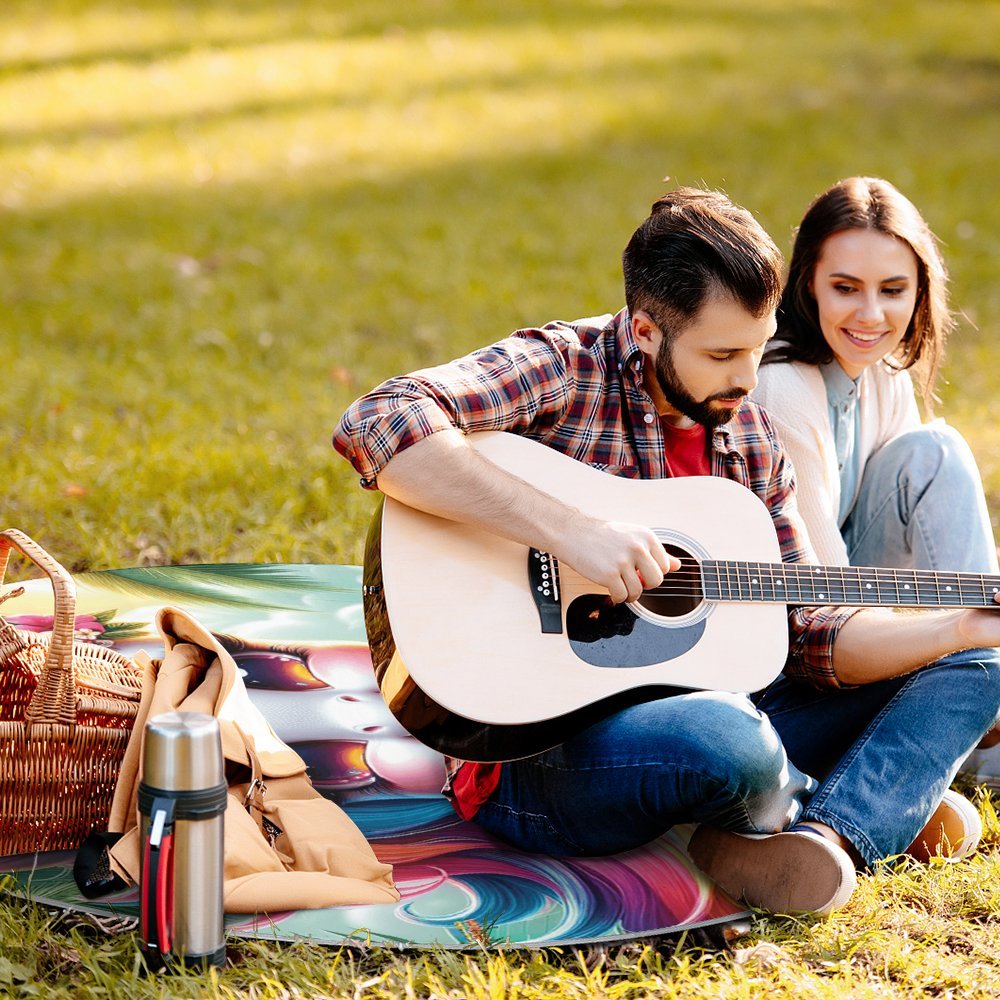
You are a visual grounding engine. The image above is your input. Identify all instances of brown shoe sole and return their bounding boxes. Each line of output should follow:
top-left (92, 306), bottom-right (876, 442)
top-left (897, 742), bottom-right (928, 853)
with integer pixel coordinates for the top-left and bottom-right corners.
top-left (688, 827), bottom-right (857, 915)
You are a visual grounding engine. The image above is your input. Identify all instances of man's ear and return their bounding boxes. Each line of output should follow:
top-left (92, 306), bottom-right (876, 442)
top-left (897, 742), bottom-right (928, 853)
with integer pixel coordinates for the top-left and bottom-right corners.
top-left (631, 310), bottom-right (662, 357)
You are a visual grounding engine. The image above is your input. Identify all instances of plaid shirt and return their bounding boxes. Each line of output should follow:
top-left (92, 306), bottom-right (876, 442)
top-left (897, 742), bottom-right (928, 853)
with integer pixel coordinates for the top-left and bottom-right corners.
top-left (334, 307), bottom-right (858, 690)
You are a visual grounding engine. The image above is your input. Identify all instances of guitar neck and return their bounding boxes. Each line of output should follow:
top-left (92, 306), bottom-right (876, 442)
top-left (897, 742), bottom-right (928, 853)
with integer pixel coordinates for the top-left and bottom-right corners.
top-left (701, 561), bottom-right (1000, 609)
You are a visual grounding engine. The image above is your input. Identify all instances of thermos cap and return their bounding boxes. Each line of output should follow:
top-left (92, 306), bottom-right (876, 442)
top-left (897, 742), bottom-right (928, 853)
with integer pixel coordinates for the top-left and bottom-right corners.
top-left (142, 711), bottom-right (224, 791)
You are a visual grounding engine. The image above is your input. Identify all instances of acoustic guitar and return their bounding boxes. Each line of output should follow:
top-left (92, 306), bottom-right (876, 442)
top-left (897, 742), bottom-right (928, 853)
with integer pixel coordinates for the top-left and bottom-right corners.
top-left (362, 431), bottom-right (1000, 762)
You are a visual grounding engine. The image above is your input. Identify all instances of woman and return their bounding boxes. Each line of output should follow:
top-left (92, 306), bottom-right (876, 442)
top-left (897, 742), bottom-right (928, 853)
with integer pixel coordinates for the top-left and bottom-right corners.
top-left (753, 176), bottom-right (1000, 854)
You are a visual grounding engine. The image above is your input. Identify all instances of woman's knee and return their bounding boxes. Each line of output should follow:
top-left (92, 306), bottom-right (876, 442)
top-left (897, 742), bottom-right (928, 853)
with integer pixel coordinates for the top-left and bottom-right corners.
top-left (875, 422), bottom-right (979, 487)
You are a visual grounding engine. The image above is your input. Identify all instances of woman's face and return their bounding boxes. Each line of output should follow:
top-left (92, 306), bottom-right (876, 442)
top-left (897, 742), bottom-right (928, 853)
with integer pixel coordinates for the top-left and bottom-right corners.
top-left (811, 228), bottom-right (919, 379)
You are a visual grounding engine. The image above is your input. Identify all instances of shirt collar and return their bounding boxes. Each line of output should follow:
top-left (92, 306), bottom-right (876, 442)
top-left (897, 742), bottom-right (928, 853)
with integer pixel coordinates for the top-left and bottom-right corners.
top-left (711, 423), bottom-right (734, 455)
top-left (820, 359), bottom-right (860, 406)
top-left (616, 308), bottom-right (645, 379)
top-left (618, 306), bottom-right (737, 455)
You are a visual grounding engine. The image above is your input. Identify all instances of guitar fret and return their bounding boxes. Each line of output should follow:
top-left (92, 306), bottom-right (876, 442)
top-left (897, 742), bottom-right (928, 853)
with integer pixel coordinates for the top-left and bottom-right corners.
top-left (789, 565), bottom-right (808, 604)
top-left (960, 573), bottom-right (985, 604)
top-left (779, 565), bottom-right (797, 602)
top-left (816, 564), bottom-right (843, 604)
top-left (701, 561), bottom-right (718, 602)
top-left (760, 562), bottom-right (776, 604)
top-left (767, 564), bottom-right (784, 603)
top-left (855, 566), bottom-right (877, 605)
top-left (936, 571), bottom-right (963, 607)
top-left (980, 574), bottom-right (1000, 608)
top-left (709, 562), bottom-right (724, 602)
top-left (736, 561), bottom-right (747, 602)
top-left (774, 563), bottom-right (790, 604)
top-left (896, 568), bottom-right (920, 606)
top-left (841, 566), bottom-right (862, 606)
top-left (701, 563), bottom-right (1000, 609)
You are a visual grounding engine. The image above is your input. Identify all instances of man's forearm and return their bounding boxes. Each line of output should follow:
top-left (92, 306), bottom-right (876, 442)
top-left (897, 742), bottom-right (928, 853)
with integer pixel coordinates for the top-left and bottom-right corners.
top-left (832, 607), bottom-right (991, 684)
top-left (375, 429), bottom-right (677, 604)
top-left (376, 428), bottom-right (579, 554)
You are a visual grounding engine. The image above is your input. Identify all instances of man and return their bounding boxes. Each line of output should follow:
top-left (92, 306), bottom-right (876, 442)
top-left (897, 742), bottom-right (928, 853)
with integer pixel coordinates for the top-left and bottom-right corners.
top-left (333, 188), bottom-right (1000, 915)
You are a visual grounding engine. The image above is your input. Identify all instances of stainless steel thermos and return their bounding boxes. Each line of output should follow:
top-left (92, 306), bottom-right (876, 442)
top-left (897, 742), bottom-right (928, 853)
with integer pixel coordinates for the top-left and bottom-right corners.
top-left (139, 711), bottom-right (227, 970)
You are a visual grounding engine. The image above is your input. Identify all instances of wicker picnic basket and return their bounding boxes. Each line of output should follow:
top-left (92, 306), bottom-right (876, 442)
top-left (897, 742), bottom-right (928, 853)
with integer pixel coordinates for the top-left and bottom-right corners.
top-left (0, 528), bottom-right (144, 856)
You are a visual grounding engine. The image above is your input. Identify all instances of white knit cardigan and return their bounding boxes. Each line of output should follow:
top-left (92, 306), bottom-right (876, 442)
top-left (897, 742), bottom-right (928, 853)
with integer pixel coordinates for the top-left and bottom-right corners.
top-left (752, 359), bottom-right (921, 566)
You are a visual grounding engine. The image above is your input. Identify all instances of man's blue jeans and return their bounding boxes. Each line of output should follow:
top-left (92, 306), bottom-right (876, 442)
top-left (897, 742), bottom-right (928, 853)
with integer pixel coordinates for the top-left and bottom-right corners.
top-left (841, 423), bottom-right (1000, 784)
top-left (475, 648), bottom-right (1000, 868)
top-left (476, 425), bottom-right (1000, 866)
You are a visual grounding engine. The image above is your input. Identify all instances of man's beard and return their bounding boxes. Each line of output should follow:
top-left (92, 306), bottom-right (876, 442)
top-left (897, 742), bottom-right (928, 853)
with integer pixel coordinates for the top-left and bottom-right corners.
top-left (654, 339), bottom-right (748, 429)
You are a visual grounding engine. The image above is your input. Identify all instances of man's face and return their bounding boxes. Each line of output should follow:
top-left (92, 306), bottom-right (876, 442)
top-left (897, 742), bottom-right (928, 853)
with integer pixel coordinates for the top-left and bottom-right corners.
top-left (636, 291), bottom-right (776, 429)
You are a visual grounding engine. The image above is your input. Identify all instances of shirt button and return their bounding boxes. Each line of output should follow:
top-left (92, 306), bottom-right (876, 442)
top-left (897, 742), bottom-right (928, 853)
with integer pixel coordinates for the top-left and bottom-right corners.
top-left (643, 413), bottom-right (655, 424)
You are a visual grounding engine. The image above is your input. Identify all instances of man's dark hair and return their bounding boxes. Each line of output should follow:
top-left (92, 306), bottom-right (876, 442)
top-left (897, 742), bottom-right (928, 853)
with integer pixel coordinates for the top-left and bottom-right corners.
top-left (622, 187), bottom-right (783, 340)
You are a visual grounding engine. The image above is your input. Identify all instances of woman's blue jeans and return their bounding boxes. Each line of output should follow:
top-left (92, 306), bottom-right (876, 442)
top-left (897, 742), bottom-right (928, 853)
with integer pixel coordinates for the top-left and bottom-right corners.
top-left (475, 649), bottom-right (1000, 868)
top-left (842, 422), bottom-right (998, 574)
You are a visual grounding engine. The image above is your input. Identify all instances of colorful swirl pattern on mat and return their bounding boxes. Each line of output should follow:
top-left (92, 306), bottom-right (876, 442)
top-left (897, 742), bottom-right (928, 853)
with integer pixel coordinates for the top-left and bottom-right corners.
top-left (0, 564), bottom-right (746, 947)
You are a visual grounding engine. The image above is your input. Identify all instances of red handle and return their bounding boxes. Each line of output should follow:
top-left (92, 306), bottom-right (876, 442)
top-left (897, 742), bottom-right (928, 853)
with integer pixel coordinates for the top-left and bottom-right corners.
top-left (156, 833), bottom-right (174, 955)
top-left (140, 802), bottom-right (175, 962)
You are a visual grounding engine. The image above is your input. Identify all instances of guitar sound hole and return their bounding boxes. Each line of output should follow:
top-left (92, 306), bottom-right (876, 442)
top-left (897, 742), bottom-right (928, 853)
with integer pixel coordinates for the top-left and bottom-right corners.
top-left (636, 543), bottom-right (703, 618)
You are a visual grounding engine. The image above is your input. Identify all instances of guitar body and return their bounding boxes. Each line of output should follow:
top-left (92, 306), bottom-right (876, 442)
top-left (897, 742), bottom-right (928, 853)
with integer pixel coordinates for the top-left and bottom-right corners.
top-left (363, 432), bottom-right (790, 761)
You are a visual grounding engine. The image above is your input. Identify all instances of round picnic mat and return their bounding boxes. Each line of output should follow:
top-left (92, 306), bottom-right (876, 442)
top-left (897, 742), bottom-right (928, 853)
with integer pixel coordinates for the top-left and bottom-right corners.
top-left (0, 564), bottom-right (746, 948)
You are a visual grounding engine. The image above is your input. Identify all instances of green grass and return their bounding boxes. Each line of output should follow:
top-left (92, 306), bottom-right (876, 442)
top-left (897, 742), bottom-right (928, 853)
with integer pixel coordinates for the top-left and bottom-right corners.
top-left (3, 0), bottom-right (1000, 995)
top-left (3, 0), bottom-right (1000, 572)
top-left (4, 792), bottom-right (1000, 997)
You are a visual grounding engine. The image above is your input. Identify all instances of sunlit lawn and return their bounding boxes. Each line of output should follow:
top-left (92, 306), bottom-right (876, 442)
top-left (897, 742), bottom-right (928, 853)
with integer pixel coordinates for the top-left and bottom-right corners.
top-left (3, 0), bottom-right (1000, 995)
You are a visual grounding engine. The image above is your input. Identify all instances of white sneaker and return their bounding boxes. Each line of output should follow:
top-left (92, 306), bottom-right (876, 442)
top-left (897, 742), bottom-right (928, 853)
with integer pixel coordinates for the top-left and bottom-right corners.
top-left (687, 826), bottom-right (857, 915)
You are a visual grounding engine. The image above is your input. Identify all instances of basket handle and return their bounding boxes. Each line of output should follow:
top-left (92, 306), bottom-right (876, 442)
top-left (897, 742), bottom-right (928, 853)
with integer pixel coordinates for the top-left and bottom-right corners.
top-left (0, 528), bottom-right (78, 728)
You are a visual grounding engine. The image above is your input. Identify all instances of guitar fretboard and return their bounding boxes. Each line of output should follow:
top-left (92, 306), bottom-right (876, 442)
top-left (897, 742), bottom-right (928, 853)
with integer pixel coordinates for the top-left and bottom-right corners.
top-left (701, 561), bottom-right (1000, 609)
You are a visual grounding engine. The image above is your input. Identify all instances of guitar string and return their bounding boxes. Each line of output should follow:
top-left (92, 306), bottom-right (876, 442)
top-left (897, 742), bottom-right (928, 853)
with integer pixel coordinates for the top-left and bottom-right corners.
top-left (554, 564), bottom-right (1000, 605)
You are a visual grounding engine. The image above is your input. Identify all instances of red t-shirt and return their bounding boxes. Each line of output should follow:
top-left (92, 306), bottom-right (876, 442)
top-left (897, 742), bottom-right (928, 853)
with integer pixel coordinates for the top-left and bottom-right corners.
top-left (447, 420), bottom-right (710, 820)
top-left (660, 419), bottom-right (710, 477)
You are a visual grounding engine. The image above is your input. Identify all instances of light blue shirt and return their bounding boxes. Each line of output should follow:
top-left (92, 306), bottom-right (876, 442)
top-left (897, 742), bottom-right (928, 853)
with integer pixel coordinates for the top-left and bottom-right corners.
top-left (820, 361), bottom-right (864, 527)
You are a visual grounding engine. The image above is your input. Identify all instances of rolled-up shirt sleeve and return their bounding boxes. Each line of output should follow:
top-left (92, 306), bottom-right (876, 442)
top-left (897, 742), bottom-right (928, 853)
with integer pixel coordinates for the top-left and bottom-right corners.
top-left (333, 331), bottom-right (573, 488)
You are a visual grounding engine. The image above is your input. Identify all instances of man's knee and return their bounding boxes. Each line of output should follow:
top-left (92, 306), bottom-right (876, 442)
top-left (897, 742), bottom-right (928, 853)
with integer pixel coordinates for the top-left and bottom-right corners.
top-left (674, 691), bottom-right (789, 790)
top-left (918, 648), bottom-right (1000, 732)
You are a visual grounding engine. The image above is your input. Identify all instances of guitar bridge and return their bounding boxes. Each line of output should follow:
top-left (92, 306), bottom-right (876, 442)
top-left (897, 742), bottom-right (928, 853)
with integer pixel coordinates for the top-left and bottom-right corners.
top-left (528, 549), bottom-right (563, 633)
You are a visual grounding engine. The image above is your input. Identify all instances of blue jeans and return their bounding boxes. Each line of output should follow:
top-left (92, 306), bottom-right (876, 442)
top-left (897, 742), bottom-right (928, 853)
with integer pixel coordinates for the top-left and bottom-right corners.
top-left (843, 423), bottom-right (999, 574)
top-left (474, 691), bottom-right (815, 856)
top-left (475, 649), bottom-right (1000, 868)
top-left (841, 422), bottom-right (1000, 784)
top-left (755, 647), bottom-right (1000, 865)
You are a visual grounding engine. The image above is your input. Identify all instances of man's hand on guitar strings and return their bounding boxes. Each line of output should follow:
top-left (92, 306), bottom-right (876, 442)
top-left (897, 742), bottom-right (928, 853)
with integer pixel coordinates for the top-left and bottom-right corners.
top-left (555, 516), bottom-right (681, 604)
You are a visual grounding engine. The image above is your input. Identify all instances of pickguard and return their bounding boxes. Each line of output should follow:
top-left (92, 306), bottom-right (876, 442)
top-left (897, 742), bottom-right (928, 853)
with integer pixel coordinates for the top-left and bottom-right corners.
top-left (566, 593), bottom-right (705, 667)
